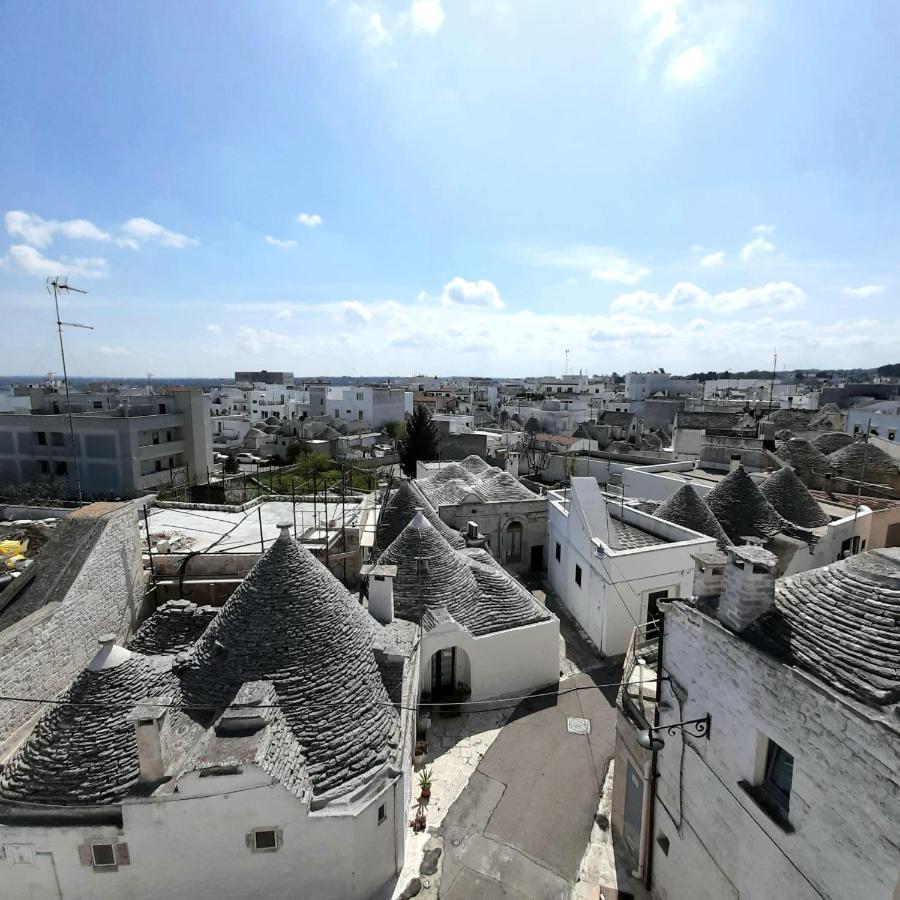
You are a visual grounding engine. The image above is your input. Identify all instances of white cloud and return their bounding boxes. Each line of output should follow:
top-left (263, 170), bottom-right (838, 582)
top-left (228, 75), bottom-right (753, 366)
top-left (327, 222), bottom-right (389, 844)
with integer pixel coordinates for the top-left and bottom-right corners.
top-left (1, 243), bottom-right (109, 279)
top-left (275, 309), bottom-right (294, 320)
top-left (295, 212), bottom-right (323, 228)
top-left (236, 326), bottom-right (285, 355)
top-left (264, 235), bottom-right (298, 249)
top-left (339, 300), bottom-right (373, 325)
top-left (740, 236), bottom-right (776, 261)
top-left (640, 0), bottom-right (683, 62)
top-left (118, 217), bottom-right (196, 249)
top-left (611, 280), bottom-right (806, 314)
top-left (667, 45), bottom-right (712, 82)
top-left (410, 0), bottom-right (445, 34)
top-left (840, 284), bottom-right (885, 298)
top-left (699, 251), bottom-right (725, 267)
top-left (752, 223), bottom-right (775, 235)
top-left (5, 210), bottom-right (110, 248)
top-left (523, 245), bottom-right (651, 284)
top-left (440, 276), bottom-right (505, 309)
top-left (98, 345), bottom-right (129, 356)
top-left (206, 324), bottom-right (222, 333)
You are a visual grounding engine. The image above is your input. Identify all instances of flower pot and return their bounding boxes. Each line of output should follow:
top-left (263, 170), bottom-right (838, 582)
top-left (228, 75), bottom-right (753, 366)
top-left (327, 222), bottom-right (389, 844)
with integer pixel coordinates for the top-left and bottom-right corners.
top-left (420, 788), bottom-right (431, 800)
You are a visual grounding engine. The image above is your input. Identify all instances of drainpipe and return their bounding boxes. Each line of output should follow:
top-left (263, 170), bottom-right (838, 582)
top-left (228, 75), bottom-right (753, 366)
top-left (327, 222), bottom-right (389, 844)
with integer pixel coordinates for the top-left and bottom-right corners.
top-left (644, 608), bottom-right (665, 891)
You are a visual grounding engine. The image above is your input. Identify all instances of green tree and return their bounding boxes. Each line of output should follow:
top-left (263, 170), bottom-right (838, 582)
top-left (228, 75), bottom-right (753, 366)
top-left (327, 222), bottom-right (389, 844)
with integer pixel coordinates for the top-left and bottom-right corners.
top-left (383, 420), bottom-right (407, 442)
top-left (398, 406), bottom-right (438, 477)
top-left (223, 454), bottom-right (240, 474)
top-left (285, 442), bottom-right (305, 464)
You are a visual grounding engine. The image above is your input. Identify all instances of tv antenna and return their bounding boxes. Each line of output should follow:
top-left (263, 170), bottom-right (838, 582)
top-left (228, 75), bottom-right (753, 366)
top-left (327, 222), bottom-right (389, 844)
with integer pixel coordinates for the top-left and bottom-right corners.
top-left (564, 349), bottom-right (570, 377)
top-left (46, 277), bottom-right (93, 505)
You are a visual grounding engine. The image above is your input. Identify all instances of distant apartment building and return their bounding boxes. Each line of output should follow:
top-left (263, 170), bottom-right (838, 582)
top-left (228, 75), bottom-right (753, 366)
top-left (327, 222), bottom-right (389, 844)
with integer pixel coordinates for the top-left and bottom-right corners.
top-left (326, 386), bottom-right (413, 427)
top-left (0, 388), bottom-right (212, 498)
top-left (846, 400), bottom-right (900, 443)
top-left (233, 369), bottom-right (294, 385)
top-left (625, 372), bottom-right (701, 404)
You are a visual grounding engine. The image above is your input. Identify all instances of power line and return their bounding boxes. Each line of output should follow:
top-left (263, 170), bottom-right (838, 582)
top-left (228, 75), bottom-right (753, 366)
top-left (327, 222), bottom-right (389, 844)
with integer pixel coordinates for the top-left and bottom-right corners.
top-left (0, 676), bottom-right (654, 715)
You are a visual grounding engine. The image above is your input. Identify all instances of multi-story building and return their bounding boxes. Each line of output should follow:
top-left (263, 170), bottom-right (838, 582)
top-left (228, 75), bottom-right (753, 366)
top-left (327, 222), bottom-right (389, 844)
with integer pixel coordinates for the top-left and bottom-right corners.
top-left (233, 370), bottom-right (294, 385)
top-left (0, 388), bottom-right (211, 498)
top-left (325, 386), bottom-right (412, 427)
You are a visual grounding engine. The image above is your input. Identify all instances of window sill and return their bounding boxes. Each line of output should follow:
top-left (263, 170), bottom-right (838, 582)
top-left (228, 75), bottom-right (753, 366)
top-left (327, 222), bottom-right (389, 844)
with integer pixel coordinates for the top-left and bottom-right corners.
top-left (737, 781), bottom-right (794, 834)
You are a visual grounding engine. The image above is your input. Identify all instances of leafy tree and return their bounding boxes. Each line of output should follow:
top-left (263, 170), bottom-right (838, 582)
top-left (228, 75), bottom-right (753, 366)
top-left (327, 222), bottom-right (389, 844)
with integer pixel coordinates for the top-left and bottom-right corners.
top-left (285, 442), bottom-right (305, 464)
top-left (383, 420), bottom-right (408, 442)
top-left (398, 405), bottom-right (438, 477)
top-left (223, 454), bottom-right (240, 474)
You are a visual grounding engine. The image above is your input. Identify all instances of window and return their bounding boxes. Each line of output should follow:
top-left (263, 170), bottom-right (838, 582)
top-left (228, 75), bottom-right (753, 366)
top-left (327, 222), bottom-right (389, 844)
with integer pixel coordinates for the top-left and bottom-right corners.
top-left (155, 460), bottom-right (162, 472)
top-left (575, 564), bottom-right (582, 587)
top-left (359, 410), bottom-right (364, 420)
top-left (36, 431), bottom-right (47, 445)
top-left (645, 589), bottom-right (669, 639)
top-left (39, 460), bottom-right (50, 474)
top-left (761, 741), bottom-right (794, 814)
top-left (55, 461), bottom-right (68, 476)
top-left (91, 843), bottom-right (117, 868)
top-left (93, 400), bottom-right (103, 409)
top-left (152, 432), bottom-right (160, 445)
top-left (158, 403), bottom-right (166, 414)
top-left (166, 430), bottom-right (173, 442)
top-left (378, 804), bottom-right (386, 825)
top-left (555, 542), bottom-right (561, 562)
top-left (251, 829), bottom-right (279, 852)
top-left (853, 424), bottom-right (860, 434)
top-left (889, 430), bottom-right (896, 441)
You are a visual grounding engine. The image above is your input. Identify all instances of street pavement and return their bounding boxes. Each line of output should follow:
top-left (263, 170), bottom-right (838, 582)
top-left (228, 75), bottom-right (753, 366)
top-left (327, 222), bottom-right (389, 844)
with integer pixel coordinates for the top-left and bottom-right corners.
top-left (438, 668), bottom-right (622, 899)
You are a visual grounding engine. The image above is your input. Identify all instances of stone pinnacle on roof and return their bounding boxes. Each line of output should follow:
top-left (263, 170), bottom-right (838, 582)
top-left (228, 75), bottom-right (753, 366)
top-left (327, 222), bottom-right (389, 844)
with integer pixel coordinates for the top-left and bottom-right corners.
top-left (760, 467), bottom-right (829, 529)
top-left (828, 438), bottom-right (899, 480)
top-left (774, 437), bottom-right (830, 479)
top-left (703, 466), bottom-right (786, 545)
top-left (374, 480), bottom-right (465, 554)
top-left (183, 531), bottom-right (399, 798)
top-left (812, 431), bottom-right (855, 455)
top-left (654, 484), bottom-right (732, 550)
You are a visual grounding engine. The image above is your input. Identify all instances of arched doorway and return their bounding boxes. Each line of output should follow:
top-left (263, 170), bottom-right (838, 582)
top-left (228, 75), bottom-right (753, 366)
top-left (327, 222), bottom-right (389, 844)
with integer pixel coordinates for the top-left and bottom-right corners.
top-left (506, 520), bottom-right (523, 564)
top-left (428, 646), bottom-right (471, 700)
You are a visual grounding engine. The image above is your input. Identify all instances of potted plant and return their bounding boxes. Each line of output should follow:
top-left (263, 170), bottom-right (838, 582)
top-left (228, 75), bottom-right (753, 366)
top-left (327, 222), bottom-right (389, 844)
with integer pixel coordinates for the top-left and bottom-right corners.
top-left (418, 767), bottom-right (434, 800)
top-left (413, 739), bottom-right (428, 767)
top-left (409, 811), bottom-right (427, 833)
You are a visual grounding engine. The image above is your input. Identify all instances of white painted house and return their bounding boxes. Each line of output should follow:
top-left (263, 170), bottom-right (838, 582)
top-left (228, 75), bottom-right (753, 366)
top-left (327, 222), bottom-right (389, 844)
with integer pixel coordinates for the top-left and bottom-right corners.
top-left (0, 526), bottom-right (417, 900)
top-left (547, 477), bottom-right (717, 657)
top-left (612, 546), bottom-right (900, 900)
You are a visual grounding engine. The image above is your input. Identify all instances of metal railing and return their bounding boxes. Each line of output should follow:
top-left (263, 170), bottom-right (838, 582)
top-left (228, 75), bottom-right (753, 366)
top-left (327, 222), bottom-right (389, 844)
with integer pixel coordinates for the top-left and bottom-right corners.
top-left (621, 620), bottom-right (660, 729)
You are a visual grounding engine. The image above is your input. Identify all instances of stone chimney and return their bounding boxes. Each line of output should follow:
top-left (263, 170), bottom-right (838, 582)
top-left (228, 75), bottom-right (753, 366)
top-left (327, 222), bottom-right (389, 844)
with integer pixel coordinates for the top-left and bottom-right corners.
top-left (465, 521), bottom-right (487, 549)
top-left (365, 564), bottom-right (397, 624)
top-left (718, 545), bottom-right (778, 633)
top-left (691, 551), bottom-right (727, 600)
top-left (128, 697), bottom-right (174, 783)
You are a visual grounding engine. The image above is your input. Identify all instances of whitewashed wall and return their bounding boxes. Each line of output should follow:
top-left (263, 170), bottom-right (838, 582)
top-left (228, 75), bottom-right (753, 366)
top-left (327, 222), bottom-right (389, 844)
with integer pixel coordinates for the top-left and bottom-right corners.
top-left (0, 767), bottom-right (404, 900)
top-left (652, 604), bottom-right (900, 900)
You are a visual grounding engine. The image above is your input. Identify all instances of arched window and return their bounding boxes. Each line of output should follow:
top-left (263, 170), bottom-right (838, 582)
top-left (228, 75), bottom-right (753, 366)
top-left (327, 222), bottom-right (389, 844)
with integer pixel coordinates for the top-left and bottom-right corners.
top-left (506, 520), bottom-right (523, 563)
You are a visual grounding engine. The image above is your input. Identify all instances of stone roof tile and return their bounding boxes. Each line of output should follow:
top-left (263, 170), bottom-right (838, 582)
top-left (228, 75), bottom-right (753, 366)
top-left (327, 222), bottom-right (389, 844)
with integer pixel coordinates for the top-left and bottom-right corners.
top-left (760, 467), bottom-right (829, 529)
top-left (703, 466), bottom-right (786, 544)
top-left (654, 484), bottom-right (732, 549)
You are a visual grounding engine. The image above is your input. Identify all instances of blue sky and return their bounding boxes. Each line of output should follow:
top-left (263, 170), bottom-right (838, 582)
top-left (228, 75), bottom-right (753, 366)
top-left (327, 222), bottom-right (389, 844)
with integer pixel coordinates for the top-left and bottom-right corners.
top-left (2, 0), bottom-right (898, 377)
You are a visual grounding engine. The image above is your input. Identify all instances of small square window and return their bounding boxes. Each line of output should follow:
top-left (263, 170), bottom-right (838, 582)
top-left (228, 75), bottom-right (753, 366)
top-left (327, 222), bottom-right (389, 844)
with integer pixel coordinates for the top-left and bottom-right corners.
top-left (93, 400), bottom-right (103, 409)
top-left (91, 843), bottom-right (116, 868)
top-left (39, 459), bottom-right (50, 474)
top-left (36, 431), bottom-right (47, 445)
top-left (575, 564), bottom-right (582, 587)
top-left (378, 803), bottom-right (386, 824)
top-left (55, 461), bottom-right (68, 476)
top-left (555, 542), bottom-right (561, 562)
top-left (252, 829), bottom-right (278, 852)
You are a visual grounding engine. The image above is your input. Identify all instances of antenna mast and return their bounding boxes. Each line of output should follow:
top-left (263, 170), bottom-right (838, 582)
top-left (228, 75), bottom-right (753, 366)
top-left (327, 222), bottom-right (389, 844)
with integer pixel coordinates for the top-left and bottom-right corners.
top-left (47, 277), bottom-right (93, 506)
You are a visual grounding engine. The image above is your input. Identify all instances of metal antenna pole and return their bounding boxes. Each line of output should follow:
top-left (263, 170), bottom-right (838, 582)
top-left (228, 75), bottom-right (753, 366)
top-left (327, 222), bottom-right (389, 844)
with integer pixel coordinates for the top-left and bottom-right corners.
top-left (766, 348), bottom-right (777, 418)
top-left (48, 277), bottom-right (92, 506)
top-left (849, 417), bottom-right (872, 556)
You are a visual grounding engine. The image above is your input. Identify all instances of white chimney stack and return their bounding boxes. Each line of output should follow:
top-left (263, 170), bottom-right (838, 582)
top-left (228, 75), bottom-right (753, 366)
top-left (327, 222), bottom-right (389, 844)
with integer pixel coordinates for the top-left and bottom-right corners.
top-left (128, 697), bottom-right (173, 784)
top-left (364, 564), bottom-right (397, 625)
top-left (718, 545), bottom-right (778, 633)
top-left (691, 551), bottom-right (727, 600)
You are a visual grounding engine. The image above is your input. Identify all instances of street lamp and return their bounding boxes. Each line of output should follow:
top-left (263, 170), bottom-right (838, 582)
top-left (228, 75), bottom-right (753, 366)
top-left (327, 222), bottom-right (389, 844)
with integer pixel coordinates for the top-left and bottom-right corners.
top-left (636, 713), bottom-right (711, 752)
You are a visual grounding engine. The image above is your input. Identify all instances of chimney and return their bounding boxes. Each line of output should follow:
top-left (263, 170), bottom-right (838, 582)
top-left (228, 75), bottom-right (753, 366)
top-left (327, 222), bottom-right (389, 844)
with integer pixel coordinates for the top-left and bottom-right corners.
top-left (718, 545), bottom-right (778, 633)
top-left (465, 521), bottom-right (487, 549)
top-left (364, 564), bottom-right (397, 624)
top-left (691, 551), bottom-right (727, 600)
top-left (128, 697), bottom-right (173, 784)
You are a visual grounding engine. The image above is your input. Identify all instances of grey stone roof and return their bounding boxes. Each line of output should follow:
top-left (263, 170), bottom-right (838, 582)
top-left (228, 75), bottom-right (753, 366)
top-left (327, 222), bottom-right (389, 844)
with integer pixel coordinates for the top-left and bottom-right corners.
top-left (760, 467), bottom-right (829, 529)
top-left (596, 411), bottom-right (634, 427)
top-left (774, 438), bottom-right (830, 477)
top-left (704, 466), bottom-right (786, 544)
top-left (812, 431), bottom-right (855, 455)
top-left (0, 653), bottom-right (181, 805)
top-left (127, 599), bottom-right (218, 655)
top-left (374, 480), bottom-right (465, 554)
top-left (676, 411), bottom-right (743, 430)
top-left (828, 438), bottom-right (899, 478)
top-left (746, 549), bottom-right (900, 707)
top-left (654, 484), bottom-right (732, 549)
top-left (417, 457), bottom-right (538, 506)
top-left (314, 425), bottom-right (341, 441)
top-left (774, 428), bottom-right (795, 441)
top-left (375, 515), bottom-right (551, 637)
top-left (181, 529), bottom-right (399, 799)
top-left (611, 518), bottom-right (665, 549)
top-left (607, 441), bottom-right (636, 455)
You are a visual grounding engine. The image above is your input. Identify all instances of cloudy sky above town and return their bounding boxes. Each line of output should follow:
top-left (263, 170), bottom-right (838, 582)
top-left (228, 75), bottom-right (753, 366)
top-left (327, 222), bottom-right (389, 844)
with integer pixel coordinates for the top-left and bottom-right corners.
top-left (2, 1), bottom-right (899, 378)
